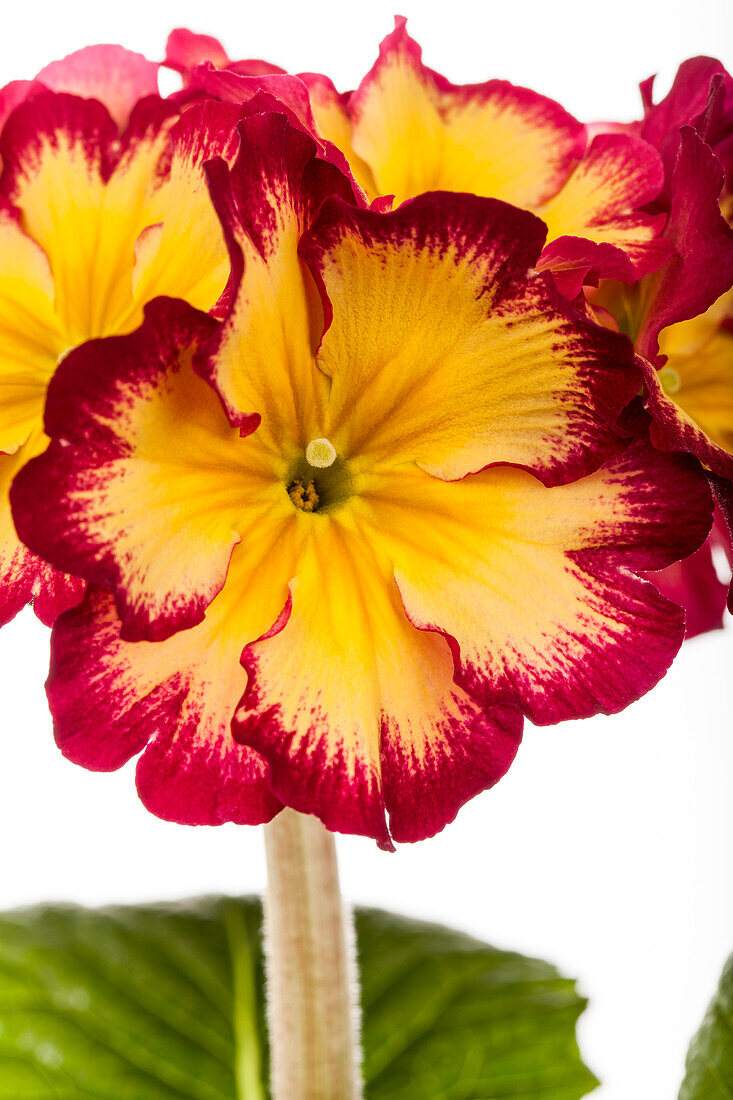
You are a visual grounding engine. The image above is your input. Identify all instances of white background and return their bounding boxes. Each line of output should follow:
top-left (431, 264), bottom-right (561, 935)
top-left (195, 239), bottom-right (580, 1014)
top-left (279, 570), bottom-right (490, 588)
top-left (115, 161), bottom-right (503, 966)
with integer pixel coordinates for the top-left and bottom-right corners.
top-left (1, 2), bottom-right (732, 1098)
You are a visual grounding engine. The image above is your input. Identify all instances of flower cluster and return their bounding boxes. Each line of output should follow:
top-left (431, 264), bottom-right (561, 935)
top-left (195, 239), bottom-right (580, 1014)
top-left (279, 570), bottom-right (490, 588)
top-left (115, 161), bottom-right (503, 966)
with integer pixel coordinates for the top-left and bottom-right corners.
top-left (1, 22), bottom-right (730, 847)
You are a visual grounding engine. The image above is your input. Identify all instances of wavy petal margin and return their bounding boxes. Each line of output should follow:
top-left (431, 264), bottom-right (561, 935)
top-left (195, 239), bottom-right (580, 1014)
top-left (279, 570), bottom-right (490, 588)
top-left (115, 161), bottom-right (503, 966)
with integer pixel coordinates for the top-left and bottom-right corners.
top-left (48, 586), bottom-right (282, 826)
top-left (372, 437), bottom-right (712, 725)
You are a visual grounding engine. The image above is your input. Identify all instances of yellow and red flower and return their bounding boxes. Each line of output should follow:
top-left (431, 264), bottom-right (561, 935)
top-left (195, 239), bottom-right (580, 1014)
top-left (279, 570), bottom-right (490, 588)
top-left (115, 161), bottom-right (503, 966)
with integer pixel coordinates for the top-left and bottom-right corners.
top-left (11, 111), bottom-right (713, 845)
top-left (0, 66), bottom-right (249, 628)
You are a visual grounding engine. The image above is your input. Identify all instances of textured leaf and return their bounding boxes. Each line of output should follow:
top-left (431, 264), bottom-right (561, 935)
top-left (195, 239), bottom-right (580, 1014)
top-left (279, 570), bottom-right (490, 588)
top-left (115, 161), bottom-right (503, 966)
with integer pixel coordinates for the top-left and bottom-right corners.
top-left (680, 953), bottom-right (733, 1099)
top-left (0, 898), bottom-right (597, 1099)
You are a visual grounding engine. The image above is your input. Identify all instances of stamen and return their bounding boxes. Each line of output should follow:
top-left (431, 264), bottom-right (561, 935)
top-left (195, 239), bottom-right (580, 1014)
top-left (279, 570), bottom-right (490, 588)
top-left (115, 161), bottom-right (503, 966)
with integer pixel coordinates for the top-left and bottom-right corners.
top-left (305, 438), bottom-right (337, 469)
top-left (288, 478), bottom-right (319, 512)
top-left (658, 366), bottom-right (681, 395)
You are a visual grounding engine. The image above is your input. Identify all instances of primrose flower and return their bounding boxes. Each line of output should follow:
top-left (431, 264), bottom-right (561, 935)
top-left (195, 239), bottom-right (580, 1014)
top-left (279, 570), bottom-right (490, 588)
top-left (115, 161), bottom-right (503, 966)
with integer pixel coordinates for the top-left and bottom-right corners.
top-left (12, 111), bottom-right (713, 846)
top-left (0, 77), bottom-right (247, 628)
top-left (300, 17), bottom-right (669, 297)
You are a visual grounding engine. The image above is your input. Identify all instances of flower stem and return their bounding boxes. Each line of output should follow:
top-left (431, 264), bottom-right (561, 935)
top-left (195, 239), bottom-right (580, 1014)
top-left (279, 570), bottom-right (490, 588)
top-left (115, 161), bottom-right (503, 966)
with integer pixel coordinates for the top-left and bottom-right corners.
top-left (263, 808), bottom-right (363, 1100)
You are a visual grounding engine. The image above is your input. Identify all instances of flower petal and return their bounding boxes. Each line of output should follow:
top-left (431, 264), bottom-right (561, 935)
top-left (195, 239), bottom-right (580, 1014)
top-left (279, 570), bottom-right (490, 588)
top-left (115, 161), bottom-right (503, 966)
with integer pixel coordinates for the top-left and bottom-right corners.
top-left (131, 99), bottom-right (243, 315)
top-left (710, 474), bottom-right (733, 614)
top-left (202, 110), bottom-right (357, 448)
top-left (366, 436), bottom-right (712, 725)
top-left (36, 45), bottom-right (160, 130)
top-left (0, 80), bottom-right (35, 130)
top-left (164, 29), bottom-right (285, 82)
top-left (645, 539), bottom-right (728, 639)
top-left (0, 436), bottom-right (84, 627)
top-left (0, 202), bottom-right (65, 452)
top-left (164, 29), bottom-right (230, 76)
top-left (535, 134), bottom-right (668, 290)
top-left (234, 518), bottom-right (522, 847)
top-left (640, 56), bottom-right (733, 189)
top-left (637, 127), bottom-right (733, 361)
top-left (48, 585), bottom-right (282, 826)
top-left (301, 193), bottom-right (639, 484)
top-left (0, 91), bottom-right (177, 342)
top-left (347, 17), bottom-right (585, 206)
top-left (642, 292), bottom-right (733, 477)
top-left (11, 298), bottom-right (297, 643)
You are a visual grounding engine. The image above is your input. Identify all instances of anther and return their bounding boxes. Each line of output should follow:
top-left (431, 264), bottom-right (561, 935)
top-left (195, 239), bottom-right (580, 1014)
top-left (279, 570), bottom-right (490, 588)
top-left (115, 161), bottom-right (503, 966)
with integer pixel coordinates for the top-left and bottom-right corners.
top-left (288, 478), bottom-right (319, 513)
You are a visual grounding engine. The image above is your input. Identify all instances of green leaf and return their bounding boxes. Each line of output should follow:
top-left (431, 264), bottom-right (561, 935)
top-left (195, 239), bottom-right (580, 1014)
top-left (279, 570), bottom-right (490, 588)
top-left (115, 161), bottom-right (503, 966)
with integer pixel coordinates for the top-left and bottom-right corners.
top-left (680, 953), bottom-right (733, 1099)
top-left (0, 898), bottom-right (598, 1099)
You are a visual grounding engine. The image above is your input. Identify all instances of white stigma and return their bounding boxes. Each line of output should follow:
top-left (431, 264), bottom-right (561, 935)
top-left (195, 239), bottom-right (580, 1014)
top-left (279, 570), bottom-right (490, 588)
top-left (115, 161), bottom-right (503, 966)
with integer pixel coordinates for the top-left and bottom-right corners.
top-left (305, 438), bottom-right (337, 468)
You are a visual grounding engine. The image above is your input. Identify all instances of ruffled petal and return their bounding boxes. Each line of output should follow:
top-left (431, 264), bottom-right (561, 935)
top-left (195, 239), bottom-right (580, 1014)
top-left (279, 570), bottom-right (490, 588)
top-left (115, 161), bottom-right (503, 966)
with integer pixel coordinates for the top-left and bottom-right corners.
top-left (366, 437), bottom-right (712, 725)
top-left (48, 585), bottom-right (282, 826)
top-left (302, 192), bottom-right (639, 484)
top-left (234, 519), bottom-right (522, 847)
top-left (202, 110), bottom-right (357, 449)
top-left (36, 45), bottom-right (160, 130)
top-left (347, 17), bottom-right (585, 207)
top-left (11, 299), bottom-right (297, 642)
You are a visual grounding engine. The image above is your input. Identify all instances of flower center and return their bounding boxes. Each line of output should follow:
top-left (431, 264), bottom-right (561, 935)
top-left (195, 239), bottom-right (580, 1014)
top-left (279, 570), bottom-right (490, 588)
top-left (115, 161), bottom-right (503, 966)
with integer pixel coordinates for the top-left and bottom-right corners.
top-left (286, 438), bottom-right (351, 514)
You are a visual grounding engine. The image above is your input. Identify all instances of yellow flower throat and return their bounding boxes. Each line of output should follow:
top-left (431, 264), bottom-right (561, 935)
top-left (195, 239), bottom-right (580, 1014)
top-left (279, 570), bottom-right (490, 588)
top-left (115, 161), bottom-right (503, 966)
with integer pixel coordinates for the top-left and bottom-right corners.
top-left (287, 438), bottom-right (344, 514)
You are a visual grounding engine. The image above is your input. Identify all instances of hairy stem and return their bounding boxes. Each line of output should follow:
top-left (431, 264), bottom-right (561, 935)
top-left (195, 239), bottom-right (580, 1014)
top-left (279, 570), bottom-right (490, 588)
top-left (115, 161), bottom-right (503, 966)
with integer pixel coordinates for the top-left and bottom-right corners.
top-left (263, 808), bottom-right (363, 1100)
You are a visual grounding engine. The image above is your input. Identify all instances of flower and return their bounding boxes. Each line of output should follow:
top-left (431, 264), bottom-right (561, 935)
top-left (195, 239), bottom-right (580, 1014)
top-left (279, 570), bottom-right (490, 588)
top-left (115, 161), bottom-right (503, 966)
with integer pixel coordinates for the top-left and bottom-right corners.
top-left (12, 111), bottom-right (713, 846)
top-left (300, 17), bottom-right (670, 297)
top-left (0, 79), bottom-right (246, 628)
